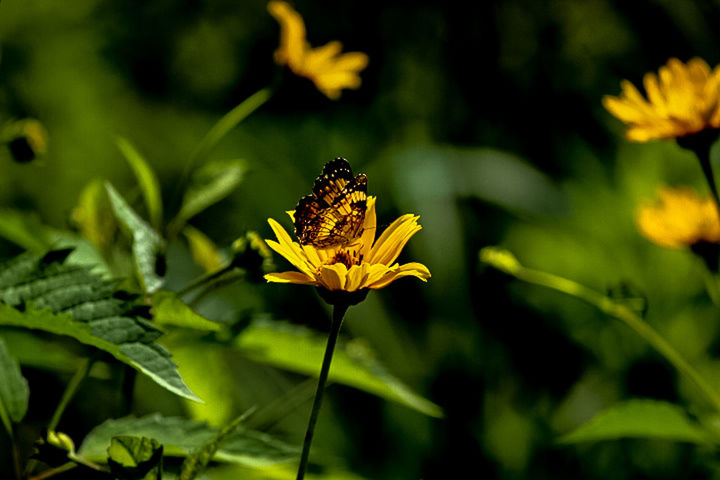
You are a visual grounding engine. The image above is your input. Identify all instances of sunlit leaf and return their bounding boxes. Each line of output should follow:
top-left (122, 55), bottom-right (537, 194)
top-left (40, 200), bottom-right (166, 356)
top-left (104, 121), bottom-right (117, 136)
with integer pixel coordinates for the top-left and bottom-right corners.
top-left (172, 159), bottom-right (247, 231)
top-left (234, 318), bottom-right (443, 418)
top-left (79, 414), bottom-right (297, 467)
top-left (108, 436), bottom-right (163, 480)
top-left (106, 182), bottom-right (166, 293)
top-left (0, 337), bottom-right (29, 428)
top-left (559, 399), bottom-right (712, 444)
top-left (0, 249), bottom-right (199, 401)
top-left (183, 225), bottom-right (225, 273)
top-left (116, 137), bottom-right (164, 230)
top-left (152, 291), bottom-right (223, 332)
top-left (71, 179), bottom-right (117, 253)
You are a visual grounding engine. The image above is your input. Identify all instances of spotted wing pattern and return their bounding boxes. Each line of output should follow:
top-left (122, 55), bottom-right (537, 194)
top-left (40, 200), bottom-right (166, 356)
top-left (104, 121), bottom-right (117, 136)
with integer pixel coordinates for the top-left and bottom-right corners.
top-left (294, 158), bottom-right (368, 248)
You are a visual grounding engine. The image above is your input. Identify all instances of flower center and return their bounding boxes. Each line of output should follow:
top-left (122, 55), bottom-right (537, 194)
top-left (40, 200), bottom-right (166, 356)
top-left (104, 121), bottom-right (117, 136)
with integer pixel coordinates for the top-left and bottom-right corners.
top-left (327, 249), bottom-right (363, 269)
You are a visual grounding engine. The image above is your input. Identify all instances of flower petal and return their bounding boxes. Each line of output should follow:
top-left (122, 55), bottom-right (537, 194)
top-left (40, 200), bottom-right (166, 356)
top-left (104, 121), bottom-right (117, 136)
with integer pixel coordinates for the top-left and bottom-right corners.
top-left (318, 263), bottom-right (347, 290)
top-left (268, 1), bottom-right (307, 69)
top-left (265, 271), bottom-right (317, 285)
top-left (345, 263), bottom-right (370, 292)
top-left (367, 214), bottom-right (423, 266)
top-left (358, 196), bottom-right (377, 259)
top-left (367, 262), bottom-right (431, 289)
top-left (267, 218), bottom-right (315, 277)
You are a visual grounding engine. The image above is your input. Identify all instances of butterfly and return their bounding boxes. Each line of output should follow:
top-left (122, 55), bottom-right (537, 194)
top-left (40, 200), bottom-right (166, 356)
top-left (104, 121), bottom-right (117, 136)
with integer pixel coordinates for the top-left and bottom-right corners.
top-left (294, 157), bottom-right (368, 248)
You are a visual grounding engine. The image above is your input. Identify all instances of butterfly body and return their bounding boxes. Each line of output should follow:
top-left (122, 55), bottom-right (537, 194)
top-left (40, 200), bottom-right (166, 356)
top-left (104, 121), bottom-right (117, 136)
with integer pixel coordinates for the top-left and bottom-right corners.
top-left (294, 158), bottom-right (368, 248)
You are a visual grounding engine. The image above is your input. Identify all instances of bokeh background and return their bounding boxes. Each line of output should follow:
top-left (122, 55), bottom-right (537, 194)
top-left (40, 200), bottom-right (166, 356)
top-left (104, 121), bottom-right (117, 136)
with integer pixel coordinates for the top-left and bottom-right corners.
top-left (3, 0), bottom-right (720, 478)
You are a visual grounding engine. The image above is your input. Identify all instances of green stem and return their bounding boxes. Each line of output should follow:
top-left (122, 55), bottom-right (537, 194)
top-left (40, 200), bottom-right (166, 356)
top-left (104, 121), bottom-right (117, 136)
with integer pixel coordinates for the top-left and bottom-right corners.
top-left (697, 149), bottom-right (720, 217)
top-left (296, 303), bottom-right (349, 480)
top-left (48, 358), bottom-right (92, 432)
top-left (12, 443), bottom-right (21, 480)
top-left (27, 462), bottom-right (77, 480)
top-left (703, 269), bottom-right (720, 308)
top-left (481, 248), bottom-right (720, 414)
top-left (176, 263), bottom-right (236, 298)
top-left (174, 86), bottom-right (274, 206)
top-left (677, 130), bottom-right (720, 216)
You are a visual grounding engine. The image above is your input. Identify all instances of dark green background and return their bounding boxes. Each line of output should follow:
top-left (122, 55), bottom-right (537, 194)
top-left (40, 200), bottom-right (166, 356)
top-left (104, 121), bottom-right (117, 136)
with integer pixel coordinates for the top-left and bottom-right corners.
top-left (2, 0), bottom-right (720, 478)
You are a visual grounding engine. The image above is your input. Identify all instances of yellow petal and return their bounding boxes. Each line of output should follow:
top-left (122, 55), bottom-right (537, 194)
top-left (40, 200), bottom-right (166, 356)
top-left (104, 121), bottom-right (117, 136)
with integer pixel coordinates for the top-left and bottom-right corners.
top-left (265, 271), bottom-right (317, 285)
top-left (301, 244), bottom-right (322, 267)
top-left (267, 218), bottom-right (315, 277)
top-left (302, 41), bottom-right (344, 73)
top-left (318, 263), bottom-right (347, 290)
top-left (331, 52), bottom-right (369, 72)
top-left (268, 1), bottom-right (308, 69)
top-left (358, 196), bottom-right (377, 259)
top-left (345, 263), bottom-right (371, 292)
top-left (367, 262), bottom-right (431, 289)
top-left (367, 214), bottom-right (423, 266)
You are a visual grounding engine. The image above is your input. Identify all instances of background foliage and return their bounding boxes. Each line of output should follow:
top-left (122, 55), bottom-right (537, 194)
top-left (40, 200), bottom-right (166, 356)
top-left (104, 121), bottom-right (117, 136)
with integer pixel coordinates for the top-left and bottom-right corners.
top-left (2, 0), bottom-right (720, 478)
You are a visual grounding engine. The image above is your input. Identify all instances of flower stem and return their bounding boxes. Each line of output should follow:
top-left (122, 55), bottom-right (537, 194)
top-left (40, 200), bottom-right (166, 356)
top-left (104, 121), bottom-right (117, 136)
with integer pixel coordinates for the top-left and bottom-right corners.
top-left (481, 247), bottom-right (720, 414)
top-left (176, 263), bottom-right (236, 298)
top-left (48, 358), bottom-right (92, 432)
top-left (697, 149), bottom-right (720, 216)
top-left (296, 303), bottom-right (349, 480)
top-left (677, 130), bottom-right (720, 215)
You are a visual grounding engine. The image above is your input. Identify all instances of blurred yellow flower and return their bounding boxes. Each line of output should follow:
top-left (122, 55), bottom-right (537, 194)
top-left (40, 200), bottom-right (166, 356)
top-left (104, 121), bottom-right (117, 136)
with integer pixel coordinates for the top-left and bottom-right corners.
top-left (268, 1), bottom-right (369, 100)
top-left (603, 58), bottom-right (720, 141)
top-left (264, 197), bottom-right (430, 291)
top-left (636, 187), bottom-right (720, 248)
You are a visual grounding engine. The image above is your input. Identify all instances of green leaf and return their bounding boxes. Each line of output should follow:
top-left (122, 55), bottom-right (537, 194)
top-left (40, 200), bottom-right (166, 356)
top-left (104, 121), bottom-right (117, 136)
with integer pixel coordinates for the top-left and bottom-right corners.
top-left (106, 182), bottom-right (166, 293)
top-left (0, 328), bottom-right (87, 373)
top-left (172, 159), bottom-right (247, 231)
top-left (189, 87), bottom-right (271, 164)
top-left (0, 208), bottom-right (52, 251)
top-left (116, 137), bottom-right (164, 230)
top-left (183, 225), bottom-right (225, 273)
top-left (71, 178), bottom-right (118, 253)
top-left (559, 399), bottom-right (712, 444)
top-left (179, 411), bottom-right (252, 480)
top-left (108, 436), bottom-right (163, 480)
top-left (0, 336), bottom-right (29, 428)
top-left (79, 414), bottom-right (297, 467)
top-left (152, 291), bottom-right (223, 332)
top-left (0, 249), bottom-right (199, 401)
top-left (234, 319), bottom-right (443, 418)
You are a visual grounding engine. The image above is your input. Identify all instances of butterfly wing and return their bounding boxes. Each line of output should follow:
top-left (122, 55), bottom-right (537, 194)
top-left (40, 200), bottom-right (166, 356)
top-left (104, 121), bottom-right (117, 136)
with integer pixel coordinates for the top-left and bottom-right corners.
top-left (294, 158), bottom-right (368, 248)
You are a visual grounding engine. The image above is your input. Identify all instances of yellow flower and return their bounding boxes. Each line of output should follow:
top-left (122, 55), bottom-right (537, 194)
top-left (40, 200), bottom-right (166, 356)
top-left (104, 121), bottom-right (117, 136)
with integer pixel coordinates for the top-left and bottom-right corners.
top-left (636, 186), bottom-right (720, 248)
top-left (268, 1), bottom-right (369, 100)
top-left (603, 58), bottom-right (720, 141)
top-left (264, 197), bottom-right (430, 292)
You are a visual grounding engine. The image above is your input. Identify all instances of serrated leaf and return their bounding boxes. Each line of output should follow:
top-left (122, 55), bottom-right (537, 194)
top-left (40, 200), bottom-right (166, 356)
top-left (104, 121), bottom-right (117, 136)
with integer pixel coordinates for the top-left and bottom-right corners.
top-left (0, 336), bottom-right (29, 427)
top-left (79, 414), bottom-right (297, 467)
top-left (0, 250), bottom-right (199, 401)
top-left (152, 291), bottom-right (223, 332)
top-left (234, 319), bottom-right (443, 418)
top-left (559, 399), bottom-right (712, 444)
top-left (172, 159), bottom-right (247, 230)
top-left (183, 225), bottom-right (225, 273)
top-left (116, 137), bottom-right (163, 230)
top-left (106, 182), bottom-right (166, 293)
top-left (108, 435), bottom-right (163, 480)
